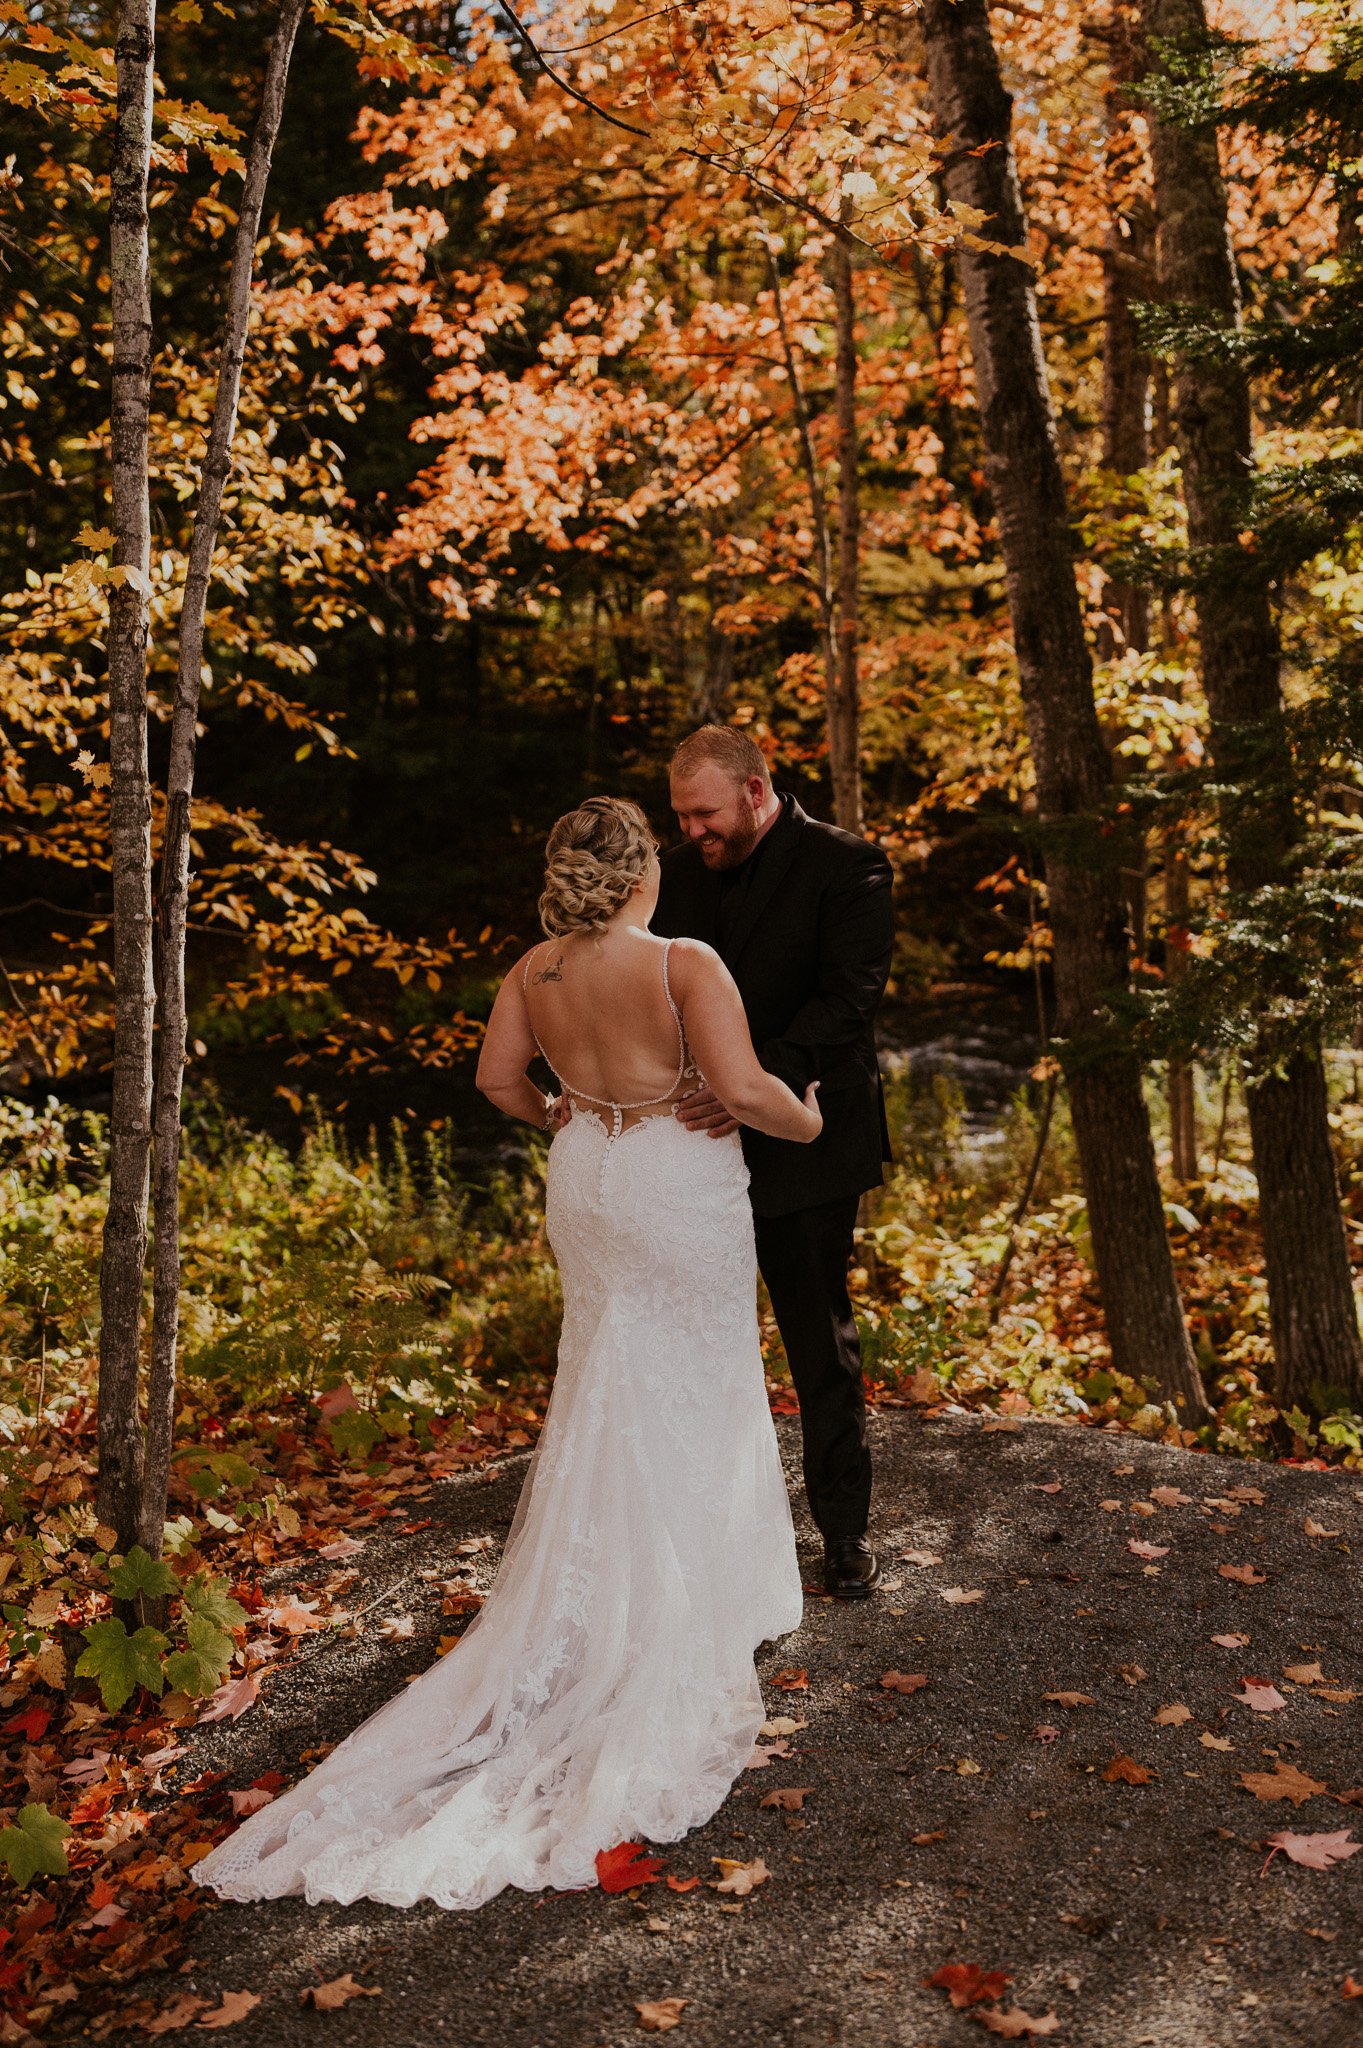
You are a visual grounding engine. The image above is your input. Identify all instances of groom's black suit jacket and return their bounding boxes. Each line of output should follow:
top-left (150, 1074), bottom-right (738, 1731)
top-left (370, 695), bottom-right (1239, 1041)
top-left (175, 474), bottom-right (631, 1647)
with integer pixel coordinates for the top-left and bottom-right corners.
top-left (653, 794), bottom-right (894, 1219)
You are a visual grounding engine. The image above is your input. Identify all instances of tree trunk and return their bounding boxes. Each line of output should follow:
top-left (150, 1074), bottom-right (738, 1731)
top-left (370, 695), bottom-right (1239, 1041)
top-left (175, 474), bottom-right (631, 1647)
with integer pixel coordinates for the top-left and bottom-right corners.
top-left (1163, 831), bottom-right (1199, 1181)
top-left (830, 229), bottom-right (864, 835)
top-left (1142, 0), bottom-right (1363, 1407)
top-left (763, 239), bottom-right (845, 819)
top-left (98, 0), bottom-right (159, 1550)
top-left (919, 0), bottom-right (1207, 1419)
top-left (143, 0), bottom-right (309, 1555)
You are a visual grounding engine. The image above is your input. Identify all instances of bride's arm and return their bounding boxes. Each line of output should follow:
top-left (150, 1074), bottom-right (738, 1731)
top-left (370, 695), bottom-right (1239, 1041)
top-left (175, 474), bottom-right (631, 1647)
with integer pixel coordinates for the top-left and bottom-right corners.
top-left (671, 942), bottom-right (821, 1144)
top-left (476, 956), bottom-right (560, 1129)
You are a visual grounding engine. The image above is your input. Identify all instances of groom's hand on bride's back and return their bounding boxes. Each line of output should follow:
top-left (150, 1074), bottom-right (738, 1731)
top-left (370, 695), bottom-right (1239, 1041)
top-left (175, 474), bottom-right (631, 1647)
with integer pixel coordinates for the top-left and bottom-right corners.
top-left (675, 1085), bottom-right (741, 1139)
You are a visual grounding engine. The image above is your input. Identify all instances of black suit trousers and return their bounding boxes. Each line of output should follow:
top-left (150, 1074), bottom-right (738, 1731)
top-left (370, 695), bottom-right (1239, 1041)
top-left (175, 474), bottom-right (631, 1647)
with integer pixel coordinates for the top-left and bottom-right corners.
top-left (753, 1193), bottom-right (872, 1541)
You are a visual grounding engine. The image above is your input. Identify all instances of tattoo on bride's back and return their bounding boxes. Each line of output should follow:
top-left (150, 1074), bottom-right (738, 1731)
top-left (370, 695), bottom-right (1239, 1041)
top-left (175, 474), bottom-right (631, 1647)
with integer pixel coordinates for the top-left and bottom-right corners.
top-left (532, 956), bottom-right (565, 984)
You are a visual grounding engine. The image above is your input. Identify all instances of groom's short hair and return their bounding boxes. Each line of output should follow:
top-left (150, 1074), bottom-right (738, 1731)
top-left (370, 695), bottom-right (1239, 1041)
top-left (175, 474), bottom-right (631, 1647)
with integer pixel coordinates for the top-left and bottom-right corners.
top-left (671, 724), bottom-right (773, 789)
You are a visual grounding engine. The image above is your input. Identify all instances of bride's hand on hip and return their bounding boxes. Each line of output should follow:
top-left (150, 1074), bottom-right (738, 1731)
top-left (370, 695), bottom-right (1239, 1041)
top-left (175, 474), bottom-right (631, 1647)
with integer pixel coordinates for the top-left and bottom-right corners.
top-left (802, 1080), bottom-right (822, 1140)
top-left (674, 1085), bottom-right (741, 1139)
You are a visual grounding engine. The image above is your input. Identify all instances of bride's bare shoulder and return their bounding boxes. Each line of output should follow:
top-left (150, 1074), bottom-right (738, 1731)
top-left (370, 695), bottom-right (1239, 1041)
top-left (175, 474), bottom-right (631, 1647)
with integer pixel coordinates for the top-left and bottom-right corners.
top-left (664, 937), bottom-right (730, 994)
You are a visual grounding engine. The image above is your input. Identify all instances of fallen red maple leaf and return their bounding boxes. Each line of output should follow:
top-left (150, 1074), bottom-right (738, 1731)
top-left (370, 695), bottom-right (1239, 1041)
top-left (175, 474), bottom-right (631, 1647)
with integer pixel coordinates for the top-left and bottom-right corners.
top-left (665, 1874), bottom-right (700, 1893)
top-left (924, 1962), bottom-right (1012, 2009)
top-left (1, 1703), bottom-right (52, 1742)
top-left (596, 1841), bottom-right (664, 1892)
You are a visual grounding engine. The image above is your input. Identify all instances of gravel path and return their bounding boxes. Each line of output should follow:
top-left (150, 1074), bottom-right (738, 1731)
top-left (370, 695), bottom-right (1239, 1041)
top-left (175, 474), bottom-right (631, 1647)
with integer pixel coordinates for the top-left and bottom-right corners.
top-left (98, 1414), bottom-right (1363, 2048)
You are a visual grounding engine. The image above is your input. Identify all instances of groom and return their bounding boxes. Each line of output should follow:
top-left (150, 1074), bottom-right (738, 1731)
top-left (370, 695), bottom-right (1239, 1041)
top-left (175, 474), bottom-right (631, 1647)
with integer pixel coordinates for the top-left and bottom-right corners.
top-left (653, 725), bottom-right (894, 1599)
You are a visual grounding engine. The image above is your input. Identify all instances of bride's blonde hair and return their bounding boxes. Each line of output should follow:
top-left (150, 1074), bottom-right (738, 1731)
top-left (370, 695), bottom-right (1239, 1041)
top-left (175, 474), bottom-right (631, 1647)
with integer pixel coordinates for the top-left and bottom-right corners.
top-left (539, 796), bottom-right (658, 937)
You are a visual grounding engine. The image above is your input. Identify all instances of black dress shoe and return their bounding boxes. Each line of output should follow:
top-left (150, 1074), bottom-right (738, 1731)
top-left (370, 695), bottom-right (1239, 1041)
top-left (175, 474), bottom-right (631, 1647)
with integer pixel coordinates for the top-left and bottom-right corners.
top-left (824, 1535), bottom-right (879, 1600)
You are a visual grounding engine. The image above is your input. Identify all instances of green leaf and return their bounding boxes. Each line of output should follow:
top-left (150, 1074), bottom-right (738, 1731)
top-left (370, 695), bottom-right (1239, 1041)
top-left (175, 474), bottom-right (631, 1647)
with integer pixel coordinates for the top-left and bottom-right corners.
top-left (0, 1804), bottom-right (70, 1887)
top-left (75, 1617), bottom-right (168, 1712)
top-left (109, 1545), bottom-right (181, 1605)
top-left (162, 1616), bottom-right (235, 1699)
top-left (327, 1409), bottom-right (384, 1460)
top-left (180, 1572), bottom-right (248, 1635)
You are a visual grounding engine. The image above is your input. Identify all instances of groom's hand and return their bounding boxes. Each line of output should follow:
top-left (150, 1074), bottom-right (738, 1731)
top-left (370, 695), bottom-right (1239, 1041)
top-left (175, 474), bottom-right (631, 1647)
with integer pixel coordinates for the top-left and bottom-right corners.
top-left (675, 1086), bottom-right (740, 1139)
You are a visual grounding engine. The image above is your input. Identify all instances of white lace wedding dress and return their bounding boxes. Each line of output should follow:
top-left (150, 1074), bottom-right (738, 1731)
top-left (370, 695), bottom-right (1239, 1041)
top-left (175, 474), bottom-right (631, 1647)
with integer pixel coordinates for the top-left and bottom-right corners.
top-left (196, 945), bottom-right (803, 1910)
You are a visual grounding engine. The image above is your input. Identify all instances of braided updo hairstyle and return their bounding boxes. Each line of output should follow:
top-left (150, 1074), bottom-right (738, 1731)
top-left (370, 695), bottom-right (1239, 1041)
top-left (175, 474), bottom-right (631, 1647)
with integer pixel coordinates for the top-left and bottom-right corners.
top-left (538, 796), bottom-right (658, 938)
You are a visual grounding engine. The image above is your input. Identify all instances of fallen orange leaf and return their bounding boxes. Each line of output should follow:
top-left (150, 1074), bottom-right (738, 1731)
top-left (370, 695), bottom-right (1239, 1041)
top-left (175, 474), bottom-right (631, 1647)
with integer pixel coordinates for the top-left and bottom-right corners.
top-left (879, 1671), bottom-right (928, 1694)
top-left (1103, 1754), bottom-right (1157, 1785)
top-left (1239, 1763), bottom-right (1327, 1808)
top-left (195, 1990), bottom-right (261, 2029)
top-left (923, 1961), bottom-right (1011, 2008)
top-left (299, 1976), bottom-right (381, 2010)
top-left (635, 1997), bottom-right (687, 2032)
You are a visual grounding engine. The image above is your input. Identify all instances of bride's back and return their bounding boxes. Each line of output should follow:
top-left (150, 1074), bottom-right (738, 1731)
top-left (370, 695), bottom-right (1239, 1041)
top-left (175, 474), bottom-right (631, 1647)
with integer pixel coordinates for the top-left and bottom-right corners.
top-left (524, 928), bottom-right (689, 1111)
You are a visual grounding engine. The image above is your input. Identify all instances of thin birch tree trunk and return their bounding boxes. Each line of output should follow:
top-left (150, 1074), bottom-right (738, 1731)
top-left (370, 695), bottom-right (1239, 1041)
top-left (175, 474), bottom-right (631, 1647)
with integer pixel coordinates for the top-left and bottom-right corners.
top-left (830, 227), bottom-right (864, 835)
top-left (142, 0), bottom-right (310, 1553)
top-left (763, 240), bottom-right (841, 794)
top-left (919, 0), bottom-right (1208, 1420)
top-left (98, 0), bottom-right (159, 1549)
top-left (1142, 0), bottom-right (1363, 1406)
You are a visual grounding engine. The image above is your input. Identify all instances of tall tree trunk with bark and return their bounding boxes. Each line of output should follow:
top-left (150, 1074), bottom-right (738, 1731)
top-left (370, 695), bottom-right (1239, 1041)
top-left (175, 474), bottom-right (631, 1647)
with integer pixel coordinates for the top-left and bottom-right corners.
top-left (919, 0), bottom-right (1207, 1419)
top-left (1142, 0), bottom-right (1363, 1406)
top-left (143, 0), bottom-right (309, 1554)
top-left (830, 230), bottom-right (864, 835)
top-left (98, 0), bottom-right (159, 1550)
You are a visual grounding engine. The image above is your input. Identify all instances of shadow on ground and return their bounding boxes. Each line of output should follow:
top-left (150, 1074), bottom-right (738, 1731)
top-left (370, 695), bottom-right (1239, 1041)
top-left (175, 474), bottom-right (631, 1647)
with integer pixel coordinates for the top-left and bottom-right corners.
top-left (94, 1415), bottom-right (1363, 2048)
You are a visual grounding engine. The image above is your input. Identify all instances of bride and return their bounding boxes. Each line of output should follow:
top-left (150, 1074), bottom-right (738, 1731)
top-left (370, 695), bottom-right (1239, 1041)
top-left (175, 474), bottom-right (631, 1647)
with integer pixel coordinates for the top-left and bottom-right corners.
top-left (196, 795), bottom-right (821, 1910)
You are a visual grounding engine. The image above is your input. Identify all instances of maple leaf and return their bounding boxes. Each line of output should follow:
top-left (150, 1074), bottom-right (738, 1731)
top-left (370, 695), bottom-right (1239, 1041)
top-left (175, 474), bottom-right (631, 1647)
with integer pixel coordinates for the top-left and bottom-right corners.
top-left (899, 1549), bottom-right (943, 1567)
top-left (264, 1597), bottom-right (326, 1634)
top-left (1033, 1481), bottom-right (1062, 1495)
top-left (635, 1998), bottom-right (687, 2032)
top-left (759, 1715), bottom-right (806, 1737)
top-left (1304, 1517), bottom-right (1342, 1540)
top-left (1218, 1563), bottom-right (1266, 1585)
top-left (771, 1667), bottom-right (808, 1690)
top-left (197, 1673), bottom-right (260, 1723)
top-left (1150, 1485), bottom-right (1192, 1507)
top-left (1236, 1678), bottom-right (1287, 1714)
top-left (745, 1740), bottom-right (792, 1769)
top-left (1043, 1691), bottom-right (1094, 1708)
top-left (109, 1544), bottom-right (181, 1605)
top-left (1127, 1539), bottom-right (1169, 1560)
top-left (1119, 1664), bottom-right (1148, 1685)
top-left (1264, 1829), bottom-right (1361, 1871)
top-left (938, 1587), bottom-right (985, 1604)
top-left (974, 2007), bottom-right (1061, 2037)
top-left (596, 1841), bottom-right (663, 1892)
top-left (1239, 1763), bottom-right (1327, 1807)
top-left (180, 1572), bottom-right (249, 1634)
top-left (1284, 1662), bottom-right (1325, 1685)
top-left (300, 1975), bottom-right (381, 2009)
top-left (63, 1747), bottom-right (113, 1786)
top-left (1200, 1733), bottom-right (1233, 1751)
top-left (0, 1803), bottom-right (69, 1886)
top-left (144, 1993), bottom-right (210, 2033)
top-left (1102, 1754), bottom-right (1157, 1785)
top-left (710, 1855), bottom-right (770, 1895)
top-left (1154, 1704), bottom-right (1192, 1726)
top-left (1212, 1633), bottom-right (1249, 1649)
top-left (316, 1383), bottom-right (359, 1418)
top-left (923, 1962), bottom-right (1012, 2009)
top-left (318, 1536), bottom-right (364, 1559)
top-left (880, 1671), bottom-right (928, 1694)
top-left (196, 1989), bottom-right (261, 2028)
top-left (759, 1786), bottom-right (812, 1811)
top-left (164, 1618), bottom-right (236, 1699)
top-left (2, 1702), bottom-right (52, 1743)
top-left (75, 1618), bottom-right (168, 1712)
top-left (228, 1787), bottom-right (276, 1817)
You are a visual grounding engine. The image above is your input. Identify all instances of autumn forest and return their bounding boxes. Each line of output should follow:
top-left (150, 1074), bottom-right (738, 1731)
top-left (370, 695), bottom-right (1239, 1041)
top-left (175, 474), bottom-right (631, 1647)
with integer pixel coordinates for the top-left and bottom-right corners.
top-left (2, 0), bottom-right (1363, 2037)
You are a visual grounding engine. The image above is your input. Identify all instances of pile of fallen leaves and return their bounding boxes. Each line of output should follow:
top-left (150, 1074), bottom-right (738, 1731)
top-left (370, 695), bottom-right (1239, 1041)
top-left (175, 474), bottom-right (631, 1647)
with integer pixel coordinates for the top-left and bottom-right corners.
top-left (0, 1380), bottom-right (546, 2043)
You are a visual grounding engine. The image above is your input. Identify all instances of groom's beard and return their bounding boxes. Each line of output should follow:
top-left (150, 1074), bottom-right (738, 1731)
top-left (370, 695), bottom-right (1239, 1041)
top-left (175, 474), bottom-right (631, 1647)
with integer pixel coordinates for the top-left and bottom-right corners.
top-left (698, 812), bottom-right (760, 870)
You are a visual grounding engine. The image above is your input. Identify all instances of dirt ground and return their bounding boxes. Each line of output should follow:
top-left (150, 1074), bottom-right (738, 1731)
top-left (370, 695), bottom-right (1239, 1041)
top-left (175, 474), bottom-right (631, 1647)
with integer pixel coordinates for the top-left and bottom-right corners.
top-left (92, 1411), bottom-right (1363, 2048)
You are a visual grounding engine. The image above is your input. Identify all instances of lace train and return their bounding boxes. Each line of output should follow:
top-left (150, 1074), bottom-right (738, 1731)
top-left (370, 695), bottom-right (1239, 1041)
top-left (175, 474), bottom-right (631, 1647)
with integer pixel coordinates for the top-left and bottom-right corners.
top-left (195, 1114), bottom-right (803, 1910)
